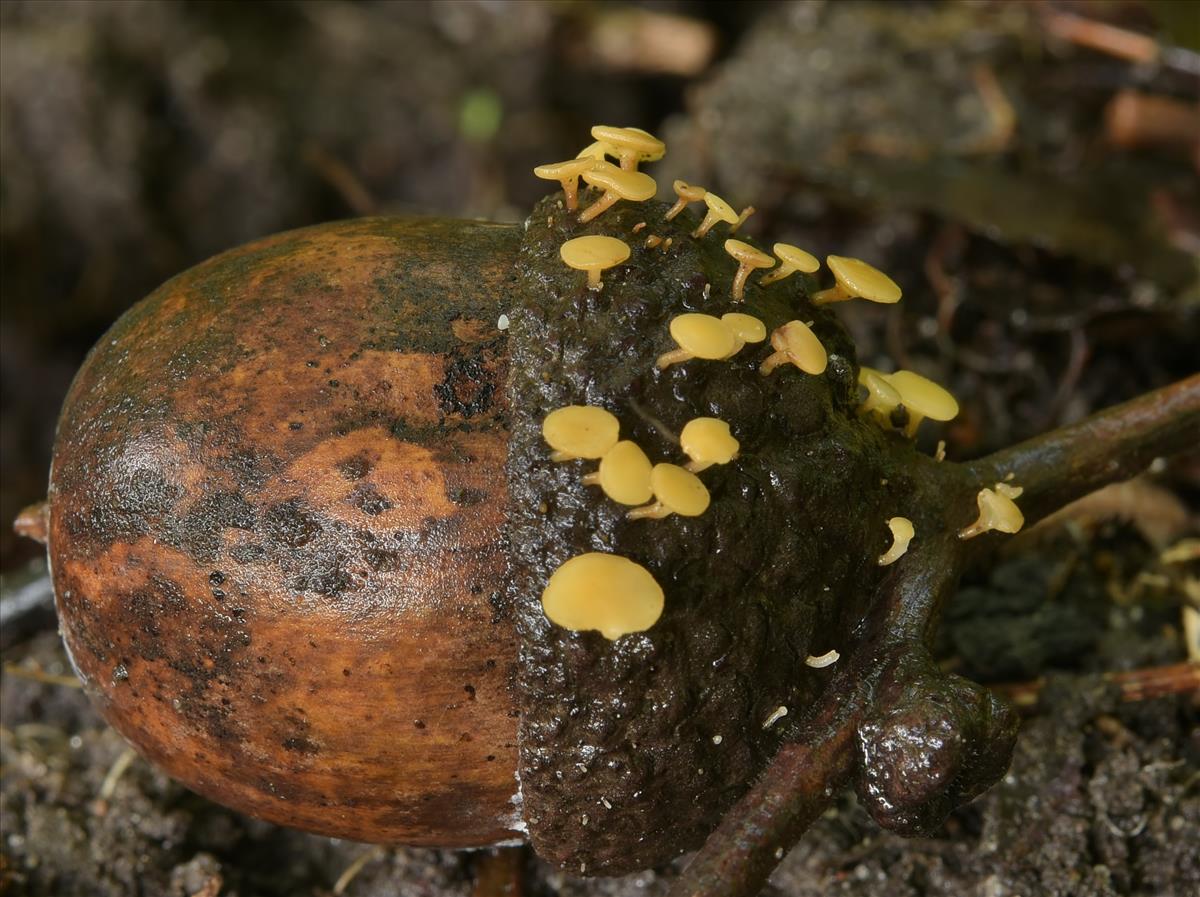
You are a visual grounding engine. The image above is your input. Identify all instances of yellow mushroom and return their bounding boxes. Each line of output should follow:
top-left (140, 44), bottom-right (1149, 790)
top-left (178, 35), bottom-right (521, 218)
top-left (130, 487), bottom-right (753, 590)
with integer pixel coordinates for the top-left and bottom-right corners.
top-left (886, 370), bottom-right (959, 437)
top-left (958, 487), bottom-right (1025, 540)
top-left (560, 235), bottom-right (630, 290)
top-left (759, 243), bottom-right (820, 286)
top-left (577, 139), bottom-right (617, 162)
top-left (541, 552), bottom-right (664, 640)
top-left (692, 192), bottom-right (739, 238)
top-left (627, 463), bottom-right (711, 520)
top-left (813, 256), bottom-right (902, 306)
top-left (878, 516), bottom-right (915, 566)
top-left (759, 320), bottom-right (827, 376)
top-left (590, 125), bottom-right (666, 171)
top-left (858, 366), bottom-right (903, 422)
top-left (730, 206), bottom-right (756, 234)
top-left (680, 417), bottom-right (739, 473)
top-left (581, 440), bottom-right (654, 505)
top-left (533, 158), bottom-right (597, 211)
top-left (665, 180), bottom-right (707, 221)
top-left (542, 405), bottom-right (620, 462)
top-left (720, 312), bottom-right (767, 358)
top-left (578, 163), bottom-right (658, 224)
top-left (995, 481), bottom-right (1024, 500)
top-left (656, 313), bottom-right (737, 369)
top-left (724, 239), bottom-right (775, 302)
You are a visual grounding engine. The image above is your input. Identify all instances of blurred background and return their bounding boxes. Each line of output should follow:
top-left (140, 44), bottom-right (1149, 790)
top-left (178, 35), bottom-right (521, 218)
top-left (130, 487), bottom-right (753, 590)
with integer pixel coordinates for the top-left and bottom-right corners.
top-left (1, 2), bottom-right (1197, 896)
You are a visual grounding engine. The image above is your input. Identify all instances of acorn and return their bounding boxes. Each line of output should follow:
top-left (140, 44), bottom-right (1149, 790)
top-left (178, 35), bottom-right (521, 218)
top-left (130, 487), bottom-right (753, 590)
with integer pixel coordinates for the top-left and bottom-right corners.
top-left (21, 134), bottom-right (1200, 891)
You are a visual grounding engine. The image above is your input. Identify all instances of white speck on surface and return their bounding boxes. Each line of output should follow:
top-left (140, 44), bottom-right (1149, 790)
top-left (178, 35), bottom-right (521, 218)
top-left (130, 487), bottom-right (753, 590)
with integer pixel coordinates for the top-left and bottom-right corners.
top-left (712, 735), bottom-right (723, 745)
top-left (774, 847), bottom-right (784, 860)
top-left (763, 706), bottom-right (788, 729)
top-left (702, 283), bottom-right (711, 300)
top-left (497, 314), bottom-right (510, 330)
top-left (581, 814), bottom-right (588, 826)
top-left (805, 649), bottom-right (840, 668)
top-left (601, 797), bottom-right (612, 809)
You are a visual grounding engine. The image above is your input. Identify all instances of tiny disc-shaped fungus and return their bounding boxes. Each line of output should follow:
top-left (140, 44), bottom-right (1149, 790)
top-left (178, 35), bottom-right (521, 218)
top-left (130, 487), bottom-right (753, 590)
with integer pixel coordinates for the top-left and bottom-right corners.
top-left (858, 366), bottom-right (903, 424)
top-left (886, 370), bottom-right (960, 437)
top-left (627, 463), bottom-right (711, 520)
top-left (657, 313), bottom-right (738, 370)
top-left (878, 516), bottom-right (915, 566)
top-left (578, 164), bottom-right (658, 224)
top-left (582, 440), bottom-right (654, 506)
top-left (959, 487), bottom-right (1025, 540)
top-left (542, 405), bottom-right (620, 462)
top-left (680, 417), bottom-right (740, 472)
top-left (760, 320), bottom-right (828, 376)
top-left (692, 192), bottom-right (739, 238)
top-left (560, 235), bottom-right (631, 290)
top-left (534, 158), bottom-right (597, 212)
top-left (590, 125), bottom-right (666, 171)
top-left (724, 239), bottom-right (775, 302)
top-left (720, 312), bottom-right (767, 358)
top-left (541, 552), bottom-right (664, 640)
top-left (813, 255), bottom-right (903, 306)
top-left (759, 243), bottom-right (820, 286)
top-left (665, 180), bottom-right (707, 221)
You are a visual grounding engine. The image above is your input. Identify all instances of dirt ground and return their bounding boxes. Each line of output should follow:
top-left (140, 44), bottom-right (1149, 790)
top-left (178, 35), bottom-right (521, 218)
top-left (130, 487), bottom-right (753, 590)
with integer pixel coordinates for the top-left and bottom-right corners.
top-left (2, 2), bottom-right (1197, 895)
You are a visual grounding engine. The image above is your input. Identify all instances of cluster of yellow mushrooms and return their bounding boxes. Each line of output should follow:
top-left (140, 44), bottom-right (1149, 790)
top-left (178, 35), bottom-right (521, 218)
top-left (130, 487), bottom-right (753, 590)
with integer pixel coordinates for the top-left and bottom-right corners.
top-left (534, 125), bottom-right (1024, 642)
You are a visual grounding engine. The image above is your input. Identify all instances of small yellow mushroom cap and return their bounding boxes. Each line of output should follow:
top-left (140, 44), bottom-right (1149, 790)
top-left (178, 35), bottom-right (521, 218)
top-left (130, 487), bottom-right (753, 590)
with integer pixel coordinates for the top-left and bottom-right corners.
top-left (534, 158), bottom-right (595, 181)
top-left (650, 463), bottom-right (711, 516)
top-left (560, 235), bottom-right (631, 276)
top-left (886, 370), bottom-right (959, 422)
top-left (859, 366), bottom-right (902, 412)
top-left (591, 125), bottom-right (666, 162)
top-left (541, 552), bottom-right (664, 640)
top-left (773, 321), bottom-right (828, 374)
top-left (773, 243), bottom-right (820, 274)
top-left (596, 441), bottom-right (654, 505)
top-left (582, 164), bottom-right (658, 201)
top-left (702, 192), bottom-right (738, 224)
top-left (542, 405), bottom-right (620, 459)
top-left (670, 313), bottom-right (737, 359)
top-left (724, 239), bottom-right (775, 269)
top-left (681, 418), bottom-right (739, 467)
top-left (577, 140), bottom-right (617, 161)
top-left (721, 313), bottom-right (767, 344)
top-left (673, 179), bottom-right (707, 202)
top-left (960, 488), bottom-right (1025, 539)
top-left (826, 256), bottom-right (902, 304)
top-left (878, 516), bottom-right (915, 566)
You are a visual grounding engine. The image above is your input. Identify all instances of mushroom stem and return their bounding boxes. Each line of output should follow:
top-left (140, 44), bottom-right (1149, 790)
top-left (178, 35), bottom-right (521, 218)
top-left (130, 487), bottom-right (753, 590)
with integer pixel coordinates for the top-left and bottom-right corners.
top-left (578, 191), bottom-right (620, 224)
top-left (561, 177), bottom-right (580, 211)
top-left (586, 269), bottom-right (603, 289)
top-left (902, 411), bottom-right (925, 438)
top-left (668, 375), bottom-right (1200, 897)
top-left (692, 210), bottom-right (723, 239)
top-left (664, 198), bottom-right (689, 221)
top-left (729, 206), bottom-right (755, 234)
top-left (758, 266), bottom-right (791, 286)
top-left (811, 284), bottom-right (848, 305)
top-left (626, 502), bottom-right (671, 520)
top-left (731, 263), bottom-right (755, 302)
top-left (581, 471), bottom-right (601, 486)
top-left (758, 351), bottom-right (788, 376)
top-left (684, 460), bottom-right (713, 474)
top-left (548, 450), bottom-right (577, 463)
top-left (656, 348), bottom-right (693, 370)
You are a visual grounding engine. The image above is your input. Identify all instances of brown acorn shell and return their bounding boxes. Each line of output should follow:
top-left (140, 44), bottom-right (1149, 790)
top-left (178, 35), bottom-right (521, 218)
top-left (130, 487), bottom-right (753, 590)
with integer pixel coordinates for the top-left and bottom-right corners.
top-left (47, 217), bottom-right (524, 846)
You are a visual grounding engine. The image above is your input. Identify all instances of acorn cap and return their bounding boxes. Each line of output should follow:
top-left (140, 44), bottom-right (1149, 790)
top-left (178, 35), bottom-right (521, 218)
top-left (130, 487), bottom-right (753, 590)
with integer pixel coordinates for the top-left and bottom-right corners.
top-left (680, 418), bottom-right (739, 467)
top-left (582, 164), bottom-right (658, 201)
top-left (560, 235), bottom-right (631, 276)
top-left (721, 313), bottom-right (767, 344)
top-left (596, 440), bottom-right (654, 506)
top-left (649, 463), bottom-right (710, 516)
top-left (542, 405), bottom-right (620, 459)
top-left (886, 370), bottom-right (959, 422)
top-left (772, 321), bottom-right (828, 374)
top-left (541, 552), bottom-right (664, 641)
top-left (773, 243), bottom-right (820, 274)
top-left (725, 239), bottom-right (774, 269)
top-left (670, 313), bottom-right (737, 359)
top-left (827, 256), bottom-right (902, 304)
top-left (591, 125), bottom-right (666, 163)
